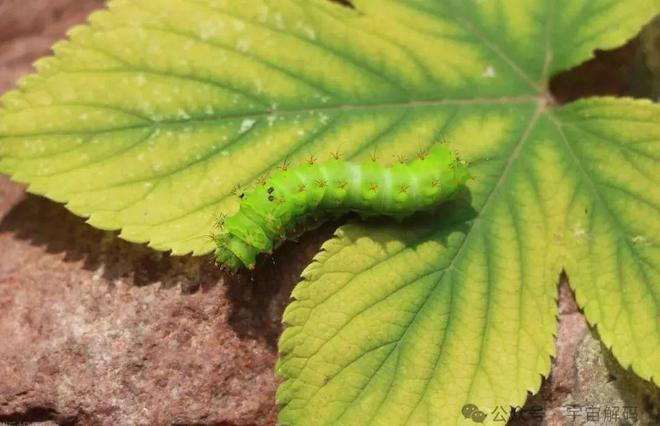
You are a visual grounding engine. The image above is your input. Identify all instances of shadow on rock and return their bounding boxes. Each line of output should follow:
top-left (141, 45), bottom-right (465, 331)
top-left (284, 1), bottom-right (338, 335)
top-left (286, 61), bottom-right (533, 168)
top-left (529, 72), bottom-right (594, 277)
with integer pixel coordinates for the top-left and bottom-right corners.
top-left (602, 338), bottom-right (660, 425)
top-left (0, 194), bottom-right (224, 292)
top-left (0, 193), bottom-right (342, 351)
top-left (226, 221), bottom-right (339, 351)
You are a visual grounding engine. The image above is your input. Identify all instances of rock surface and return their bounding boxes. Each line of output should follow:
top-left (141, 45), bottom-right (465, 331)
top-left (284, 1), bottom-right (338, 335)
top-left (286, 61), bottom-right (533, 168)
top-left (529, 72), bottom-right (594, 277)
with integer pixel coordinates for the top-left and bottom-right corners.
top-left (0, 1), bottom-right (658, 425)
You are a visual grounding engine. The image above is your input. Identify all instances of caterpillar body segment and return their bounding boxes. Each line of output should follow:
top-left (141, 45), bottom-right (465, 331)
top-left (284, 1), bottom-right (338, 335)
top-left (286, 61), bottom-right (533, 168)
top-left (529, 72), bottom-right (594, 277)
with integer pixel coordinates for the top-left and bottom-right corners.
top-left (215, 145), bottom-right (469, 269)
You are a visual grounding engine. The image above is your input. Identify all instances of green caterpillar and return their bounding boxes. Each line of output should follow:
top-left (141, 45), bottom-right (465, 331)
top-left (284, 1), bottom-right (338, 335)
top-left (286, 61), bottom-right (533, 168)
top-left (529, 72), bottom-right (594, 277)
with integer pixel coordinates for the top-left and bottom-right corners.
top-left (215, 145), bottom-right (469, 269)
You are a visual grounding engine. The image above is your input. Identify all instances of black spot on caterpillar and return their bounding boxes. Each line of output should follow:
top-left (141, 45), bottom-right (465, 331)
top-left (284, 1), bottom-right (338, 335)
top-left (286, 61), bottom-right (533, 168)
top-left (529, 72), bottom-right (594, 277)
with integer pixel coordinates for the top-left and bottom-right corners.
top-left (215, 145), bottom-right (470, 269)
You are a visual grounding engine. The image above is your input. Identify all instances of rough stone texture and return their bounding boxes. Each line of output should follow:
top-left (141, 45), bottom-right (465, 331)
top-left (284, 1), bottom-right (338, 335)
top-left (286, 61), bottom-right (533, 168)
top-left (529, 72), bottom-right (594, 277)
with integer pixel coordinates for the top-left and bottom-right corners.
top-left (0, 1), bottom-right (658, 425)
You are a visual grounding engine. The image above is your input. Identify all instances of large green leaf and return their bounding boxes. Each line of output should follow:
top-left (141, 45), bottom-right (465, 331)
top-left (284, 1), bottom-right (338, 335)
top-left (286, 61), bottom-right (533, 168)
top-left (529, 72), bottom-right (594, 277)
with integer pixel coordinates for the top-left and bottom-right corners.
top-left (0, 0), bottom-right (658, 425)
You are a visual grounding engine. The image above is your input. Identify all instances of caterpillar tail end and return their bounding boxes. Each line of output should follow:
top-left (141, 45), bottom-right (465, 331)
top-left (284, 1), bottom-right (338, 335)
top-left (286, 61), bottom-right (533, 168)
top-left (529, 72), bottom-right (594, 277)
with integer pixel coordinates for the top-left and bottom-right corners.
top-left (214, 233), bottom-right (259, 270)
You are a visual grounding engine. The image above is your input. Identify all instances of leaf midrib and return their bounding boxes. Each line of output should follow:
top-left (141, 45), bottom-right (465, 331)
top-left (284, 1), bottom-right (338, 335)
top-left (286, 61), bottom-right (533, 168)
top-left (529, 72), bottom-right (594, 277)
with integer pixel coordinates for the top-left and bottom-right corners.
top-left (1, 96), bottom-right (540, 140)
top-left (285, 104), bottom-right (546, 421)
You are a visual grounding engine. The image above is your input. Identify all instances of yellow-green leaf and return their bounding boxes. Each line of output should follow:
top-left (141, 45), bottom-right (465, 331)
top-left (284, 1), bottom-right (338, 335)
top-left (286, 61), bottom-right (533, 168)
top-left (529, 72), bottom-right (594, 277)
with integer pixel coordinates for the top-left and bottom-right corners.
top-left (277, 97), bottom-right (660, 424)
top-left (552, 99), bottom-right (660, 382)
top-left (0, 0), bottom-right (658, 425)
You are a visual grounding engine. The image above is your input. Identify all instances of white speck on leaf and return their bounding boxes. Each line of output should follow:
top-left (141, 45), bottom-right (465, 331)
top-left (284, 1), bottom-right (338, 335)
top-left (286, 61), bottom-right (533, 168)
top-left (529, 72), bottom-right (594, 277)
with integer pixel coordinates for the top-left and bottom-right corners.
top-left (239, 118), bottom-right (256, 133)
top-left (257, 5), bottom-right (269, 22)
top-left (200, 27), bottom-right (216, 41)
top-left (254, 78), bottom-right (263, 94)
top-left (236, 38), bottom-right (251, 52)
top-left (315, 94), bottom-right (331, 103)
top-left (177, 109), bottom-right (191, 120)
top-left (297, 22), bottom-right (316, 40)
top-left (199, 20), bottom-right (223, 41)
top-left (273, 13), bottom-right (285, 29)
top-left (233, 19), bottom-right (245, 31)
top-left (483, 65), bottom-right (496, 78)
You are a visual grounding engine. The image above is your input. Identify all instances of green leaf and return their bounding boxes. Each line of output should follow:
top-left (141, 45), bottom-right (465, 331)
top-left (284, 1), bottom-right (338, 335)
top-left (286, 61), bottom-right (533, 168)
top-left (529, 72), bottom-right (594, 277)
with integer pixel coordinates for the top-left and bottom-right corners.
top-left (552, 99), bottom-right (660, 383)
top-left (0, 0), bottom-right (658, 425)
top-left (277, 98), bottom-right (660, 424)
